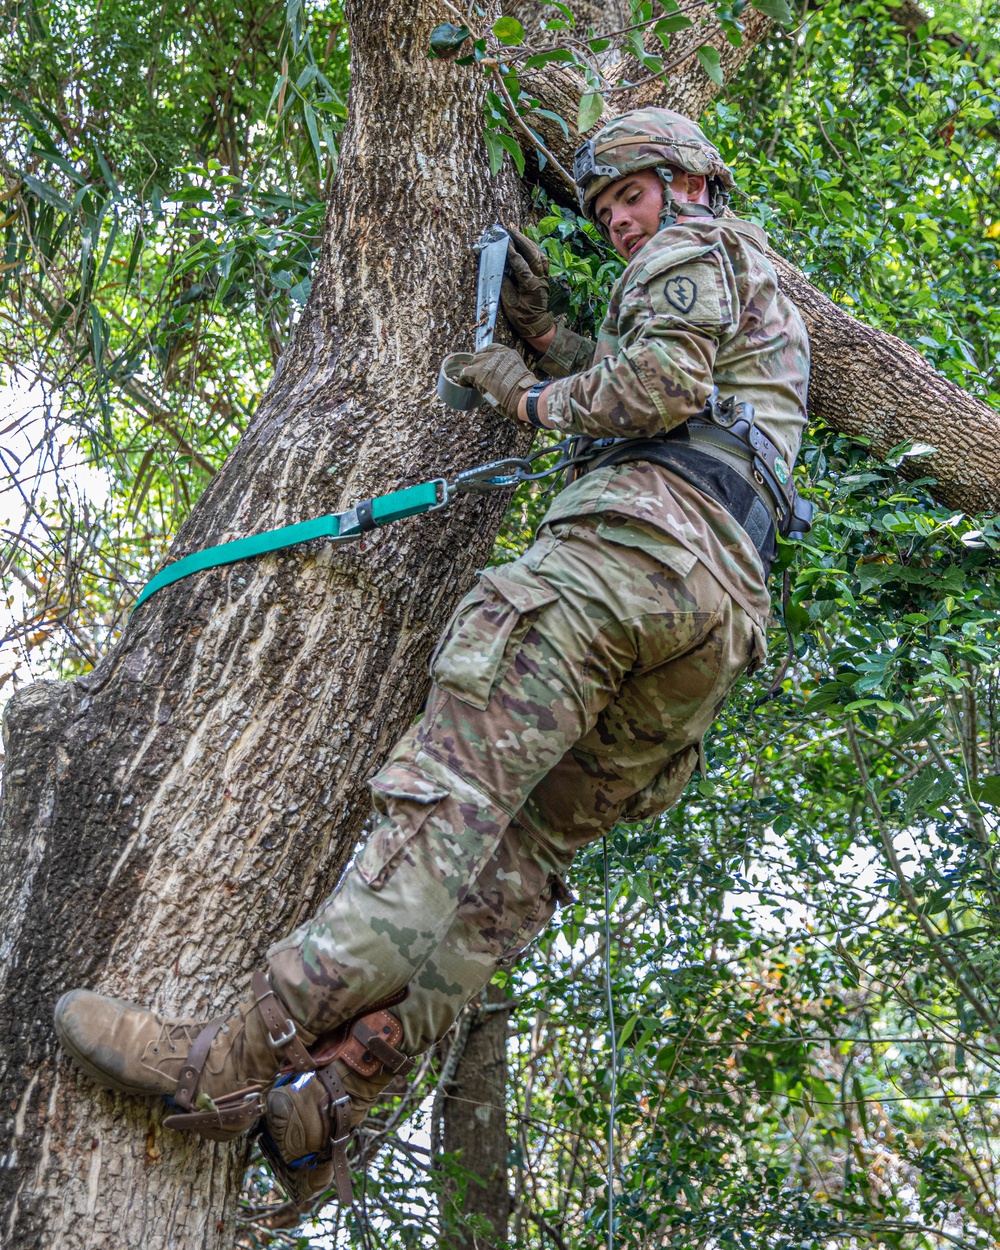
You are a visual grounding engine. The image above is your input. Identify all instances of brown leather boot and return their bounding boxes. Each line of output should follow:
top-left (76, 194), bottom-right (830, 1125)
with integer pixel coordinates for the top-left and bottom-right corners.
top-left (54, 971), bottom-right (317, 1141)
top-left (259, 1007), bottom-right (414, 1209)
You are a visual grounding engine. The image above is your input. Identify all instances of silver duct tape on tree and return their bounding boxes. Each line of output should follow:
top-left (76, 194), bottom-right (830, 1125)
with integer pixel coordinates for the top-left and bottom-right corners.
top-left (437, 223), bottom-right (510, 410)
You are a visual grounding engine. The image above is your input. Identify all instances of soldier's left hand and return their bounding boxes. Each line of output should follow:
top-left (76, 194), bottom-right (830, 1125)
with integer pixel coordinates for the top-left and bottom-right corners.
top-left (458, 344), bottom-right (537, 422)
top-left (501, 229), bottom-right (553, 341)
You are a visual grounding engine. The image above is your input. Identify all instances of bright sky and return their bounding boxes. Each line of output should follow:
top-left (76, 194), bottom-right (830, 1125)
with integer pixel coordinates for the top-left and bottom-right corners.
top-left (0, 372), bottom-right (112, 711)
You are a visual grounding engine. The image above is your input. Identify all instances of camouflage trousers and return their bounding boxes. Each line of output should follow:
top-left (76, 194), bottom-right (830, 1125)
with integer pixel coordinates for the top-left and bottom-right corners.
top-left (268, 514), bottom-right (763, 1054)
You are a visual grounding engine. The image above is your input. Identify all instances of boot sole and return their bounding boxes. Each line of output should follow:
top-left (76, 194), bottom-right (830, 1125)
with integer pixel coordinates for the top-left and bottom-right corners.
top-left (54, 991), bottom-right (164, 1101)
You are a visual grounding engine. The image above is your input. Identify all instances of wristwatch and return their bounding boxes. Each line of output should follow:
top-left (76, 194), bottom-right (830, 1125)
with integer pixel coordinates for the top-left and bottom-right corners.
top-left (525, 382), bottom-right (552, 429)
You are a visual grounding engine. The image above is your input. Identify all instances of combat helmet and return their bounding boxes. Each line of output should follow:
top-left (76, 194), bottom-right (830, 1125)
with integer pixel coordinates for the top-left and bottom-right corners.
top-left (573, 107), bottom-right (734, 233)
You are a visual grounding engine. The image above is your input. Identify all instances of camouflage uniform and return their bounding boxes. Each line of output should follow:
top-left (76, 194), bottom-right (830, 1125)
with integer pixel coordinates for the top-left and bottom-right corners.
top-left (268, 115), bottom-right (810, 1056)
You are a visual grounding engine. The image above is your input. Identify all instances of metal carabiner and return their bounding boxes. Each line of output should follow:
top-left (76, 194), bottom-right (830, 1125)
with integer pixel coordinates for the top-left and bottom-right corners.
top-left (451, 458), bottom-right (534, 494)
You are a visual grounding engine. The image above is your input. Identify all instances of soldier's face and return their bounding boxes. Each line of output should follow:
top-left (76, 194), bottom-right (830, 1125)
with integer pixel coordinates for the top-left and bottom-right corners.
top-left (594, 169), bottom-right (664, 260)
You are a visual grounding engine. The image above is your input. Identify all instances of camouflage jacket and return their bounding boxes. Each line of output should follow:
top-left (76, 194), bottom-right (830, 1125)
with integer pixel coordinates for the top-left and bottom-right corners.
top-left (536, 216), bottom-right (811, 627)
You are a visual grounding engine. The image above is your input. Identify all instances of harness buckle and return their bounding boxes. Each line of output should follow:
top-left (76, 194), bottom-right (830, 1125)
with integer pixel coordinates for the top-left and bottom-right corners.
top-left (267, 1021), bottom-right (298, 1050)
top-left (424, 479), bottom-right (453, 511)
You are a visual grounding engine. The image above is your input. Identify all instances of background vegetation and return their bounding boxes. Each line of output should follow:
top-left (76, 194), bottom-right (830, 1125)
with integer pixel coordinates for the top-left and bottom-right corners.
top-left (3, 0), bottom-right (1000, 1245)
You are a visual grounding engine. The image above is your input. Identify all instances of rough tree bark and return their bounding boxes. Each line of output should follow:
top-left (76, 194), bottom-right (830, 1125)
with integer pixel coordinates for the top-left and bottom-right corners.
top-left (0, 3), bottom-right (529, 1247)
top-left (2, 5), bottom-right (998, 1250)
top-left (441, 985), bottom-right (511, 1248)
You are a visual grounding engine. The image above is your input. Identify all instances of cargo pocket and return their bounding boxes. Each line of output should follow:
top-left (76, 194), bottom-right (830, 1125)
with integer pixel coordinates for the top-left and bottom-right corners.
top-left (359, 762), bottom-right (448, 892)
top-left (430, 567), bottom-right (559, 711)
top-left (620, 745), bottom-right (699, 822)
top-left (495, 873), bottom-right (574, 969)
top-left (596, 516), bottom-right (698, 579)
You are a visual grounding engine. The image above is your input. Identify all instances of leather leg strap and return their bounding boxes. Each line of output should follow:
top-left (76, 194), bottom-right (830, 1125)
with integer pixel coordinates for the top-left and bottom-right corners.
top-left (251, 969), bottom-right (316, 1073)
top-left (164, 1087), bottom-right (266, 1140)
top-left (315, 1064), bottom-right (355, 1205)
top-left (169, 971), bottom-right (313, 1125)
top-left (174, 1018), bottom-right (225, 1112)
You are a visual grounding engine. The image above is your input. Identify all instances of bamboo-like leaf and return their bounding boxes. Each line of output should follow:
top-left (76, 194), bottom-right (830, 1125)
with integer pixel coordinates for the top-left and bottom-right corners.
top-left (22, 175), bottom-right (72, 214)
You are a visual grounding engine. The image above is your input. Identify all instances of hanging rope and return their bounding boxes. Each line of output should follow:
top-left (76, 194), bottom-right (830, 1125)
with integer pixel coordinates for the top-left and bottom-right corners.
top-left (602, 833), bottom-right (617, 1250)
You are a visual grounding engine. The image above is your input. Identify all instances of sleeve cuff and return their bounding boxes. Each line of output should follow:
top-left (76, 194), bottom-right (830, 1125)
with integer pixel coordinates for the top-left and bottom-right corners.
top-left (537, 324), bottom-right (597, 378)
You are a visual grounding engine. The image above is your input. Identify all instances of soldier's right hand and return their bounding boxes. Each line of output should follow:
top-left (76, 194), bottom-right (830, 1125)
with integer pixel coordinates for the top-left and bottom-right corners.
top-left (501, 227), bottom-right (554, 341)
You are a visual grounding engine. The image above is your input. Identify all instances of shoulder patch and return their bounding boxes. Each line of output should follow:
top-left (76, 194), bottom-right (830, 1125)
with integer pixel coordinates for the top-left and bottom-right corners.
top-left (648, 259), bottom-right (732, 328)
top-left (663, 275), bottom-right (698, 314)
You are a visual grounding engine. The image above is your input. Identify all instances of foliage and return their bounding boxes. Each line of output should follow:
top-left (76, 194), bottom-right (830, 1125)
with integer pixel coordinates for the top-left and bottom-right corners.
top-left (428, 0), bottom-right (788, 182)
top-left (0, 0), bottom-right (347, 687)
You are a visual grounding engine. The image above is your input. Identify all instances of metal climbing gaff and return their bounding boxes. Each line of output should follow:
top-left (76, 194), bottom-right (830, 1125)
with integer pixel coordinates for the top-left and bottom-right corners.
top-left (436, 222), bottom-right (511, 410)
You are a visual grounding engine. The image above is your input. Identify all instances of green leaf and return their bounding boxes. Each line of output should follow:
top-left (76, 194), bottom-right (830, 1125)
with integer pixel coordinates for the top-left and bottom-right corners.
top-left (971, 775), bottom-right (1000, 806)
top-left (801, 682), bottom-right (847, 713)
top-left (697, 45), bottom-right (724, 86)
top-left (428, 22), bottom-right (470, 59)
top-left (617, 1013), bottom-right (640, 1046)
top-left (22, 175), bottom-right (73, 214)
top-left (302, 101), bottom-right (323, 167)
top-left (484, 129), bottom-right (505, 176)
top-left (577, 92), bottom-right (604, 135)
top-left (524, 48), bottom-right (577, 70)
top-left (124, 222), bottom-right (145, 292)
top-left (94, 148), bottom-right (119, 199)
top-left (885, 438), bottom-right (938, 465)
top-left (853, 1077), bottom-right (869, 1132)
top-left (495, 131), bottom-right (526, 175)
top-left (288, 276), bottom-right (311, 305)
top-left (527, 107), bottom-right (570, 139)
top-left (655, 14), bottom-right (693, 34)
top-left (492, 16), bottom-right (525, 45)
top-left (753, 0), bottom-right (793, 21)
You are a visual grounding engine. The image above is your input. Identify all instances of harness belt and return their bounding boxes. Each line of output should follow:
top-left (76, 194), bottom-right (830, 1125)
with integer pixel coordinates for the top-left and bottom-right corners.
top-left (576, 434), bottom-right (779, 576)
top-left (566, 393), bottom-right (813, 578)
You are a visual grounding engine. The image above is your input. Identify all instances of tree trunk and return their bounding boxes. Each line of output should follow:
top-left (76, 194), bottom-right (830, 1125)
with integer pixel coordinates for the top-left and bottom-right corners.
top-left (0, 4), bottom-right (529, 1248)
top-left (441, 984), bottom-right (511, 1248)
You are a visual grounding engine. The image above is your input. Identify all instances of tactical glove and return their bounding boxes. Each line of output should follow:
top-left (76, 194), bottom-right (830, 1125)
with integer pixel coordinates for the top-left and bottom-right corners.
top-left (458, 343), bottom-right (537, 422)
top-left (501, 227), bottom-right (554, 340)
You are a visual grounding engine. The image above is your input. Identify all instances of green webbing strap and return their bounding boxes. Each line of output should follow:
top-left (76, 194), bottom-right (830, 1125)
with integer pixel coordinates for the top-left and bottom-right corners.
top-left (368, 480), bottom-right (443, 524)
top-left (133, 479), bottom-right (443, 613)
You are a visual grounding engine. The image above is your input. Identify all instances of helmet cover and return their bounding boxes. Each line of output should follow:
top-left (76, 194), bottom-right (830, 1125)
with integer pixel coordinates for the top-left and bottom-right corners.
top-left (574, 107), bottom-right (735, 226)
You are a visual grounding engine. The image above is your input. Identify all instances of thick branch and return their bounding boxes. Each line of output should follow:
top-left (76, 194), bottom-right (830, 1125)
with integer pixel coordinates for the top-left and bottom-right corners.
top-left (614, 1), bottom-right (773, 114)
top-left (769, 252), bottom-right (1000, 512)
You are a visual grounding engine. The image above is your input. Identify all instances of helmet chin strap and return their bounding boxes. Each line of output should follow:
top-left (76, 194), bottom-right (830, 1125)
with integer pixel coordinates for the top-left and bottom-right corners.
top-left (655, 167), bottom-right (724, 230)
top-left (655, 167), bottom-right (680, 230)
